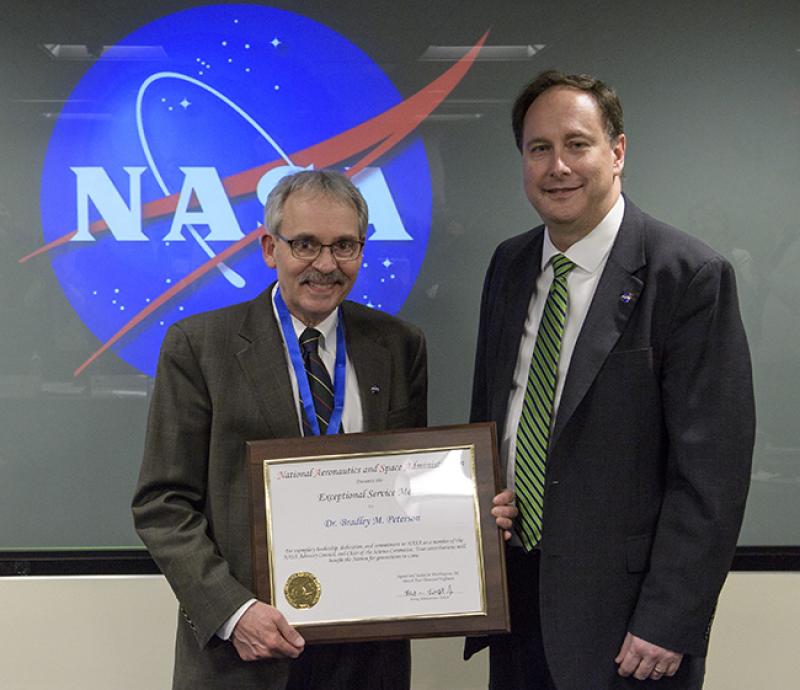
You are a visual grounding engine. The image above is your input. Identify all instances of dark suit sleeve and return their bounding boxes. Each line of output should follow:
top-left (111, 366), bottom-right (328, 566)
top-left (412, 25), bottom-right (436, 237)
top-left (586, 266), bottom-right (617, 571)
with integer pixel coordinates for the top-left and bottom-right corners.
top-left (132, 324), bottom-right (253, 648)
top-left (469, 249), bottom-right (499, 425)
top-left (386, 322), bottom-right (428, 429)
top-left (628, 257), bottom-right (755, 656)
top-left (407, 327), bottom-right (428, 428)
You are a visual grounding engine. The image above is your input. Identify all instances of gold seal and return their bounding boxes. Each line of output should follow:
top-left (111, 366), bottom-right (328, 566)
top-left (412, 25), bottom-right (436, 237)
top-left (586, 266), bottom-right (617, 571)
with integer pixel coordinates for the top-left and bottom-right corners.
top-left (284, 571), bottom-right (321, 609)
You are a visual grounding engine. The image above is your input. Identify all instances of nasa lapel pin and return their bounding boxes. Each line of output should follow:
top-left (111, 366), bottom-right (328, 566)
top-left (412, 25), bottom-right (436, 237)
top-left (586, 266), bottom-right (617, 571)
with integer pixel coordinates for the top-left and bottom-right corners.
top-left (370, 385), bottom-right (381, 395)
top-left (619, 291), bottom-right (638, 304)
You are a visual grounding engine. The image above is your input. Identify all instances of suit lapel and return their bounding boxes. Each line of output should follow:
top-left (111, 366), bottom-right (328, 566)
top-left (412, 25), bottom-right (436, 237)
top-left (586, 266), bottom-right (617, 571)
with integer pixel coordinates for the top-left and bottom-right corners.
top-left (550, 200), bottom-right (647, 450)
top-left (491, 231), bottom-right (545, 435)
top-left (235, 287), bottom-right (301, 439)
top-left (341, 303), bottom-right (391, 432)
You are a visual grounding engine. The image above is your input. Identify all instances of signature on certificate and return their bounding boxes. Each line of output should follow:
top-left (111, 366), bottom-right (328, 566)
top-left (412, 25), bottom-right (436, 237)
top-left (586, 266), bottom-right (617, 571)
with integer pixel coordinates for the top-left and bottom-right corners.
top-left (400, 584), bottom-right (455, 601)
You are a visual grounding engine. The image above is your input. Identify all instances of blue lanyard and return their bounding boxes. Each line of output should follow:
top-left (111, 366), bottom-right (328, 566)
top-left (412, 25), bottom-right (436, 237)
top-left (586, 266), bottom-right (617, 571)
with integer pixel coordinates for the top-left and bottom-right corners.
top-left (274, 288), bottom-right (346, 436)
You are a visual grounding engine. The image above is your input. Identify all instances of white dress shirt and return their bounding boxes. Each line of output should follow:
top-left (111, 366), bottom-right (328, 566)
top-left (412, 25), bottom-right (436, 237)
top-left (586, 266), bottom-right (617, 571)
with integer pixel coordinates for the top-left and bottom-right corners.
top-left (502, 196), bottom-right (625, 499)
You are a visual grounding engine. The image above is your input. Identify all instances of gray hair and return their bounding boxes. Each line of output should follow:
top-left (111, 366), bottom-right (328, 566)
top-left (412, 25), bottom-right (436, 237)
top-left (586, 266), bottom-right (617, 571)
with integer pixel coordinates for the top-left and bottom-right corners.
top-left (264, 169), bottom-right (369, 238)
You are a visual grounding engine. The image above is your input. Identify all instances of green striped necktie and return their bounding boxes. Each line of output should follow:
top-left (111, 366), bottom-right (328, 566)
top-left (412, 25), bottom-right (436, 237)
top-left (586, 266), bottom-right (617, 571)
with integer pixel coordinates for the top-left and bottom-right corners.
top-left (514, 253), bottom-right (576, 551)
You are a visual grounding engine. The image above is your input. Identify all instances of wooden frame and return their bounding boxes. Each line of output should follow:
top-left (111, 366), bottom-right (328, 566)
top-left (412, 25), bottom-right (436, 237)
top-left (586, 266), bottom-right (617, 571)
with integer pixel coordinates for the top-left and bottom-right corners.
top-left (247, 422), bottom-right (509, 643)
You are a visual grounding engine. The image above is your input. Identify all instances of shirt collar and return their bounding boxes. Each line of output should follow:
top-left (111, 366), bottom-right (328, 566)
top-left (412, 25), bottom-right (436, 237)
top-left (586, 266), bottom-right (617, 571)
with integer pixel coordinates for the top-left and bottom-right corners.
top-left (270, 285), bottom-right (339, 353)
top-left (541, 194), bottom-right (625, 274)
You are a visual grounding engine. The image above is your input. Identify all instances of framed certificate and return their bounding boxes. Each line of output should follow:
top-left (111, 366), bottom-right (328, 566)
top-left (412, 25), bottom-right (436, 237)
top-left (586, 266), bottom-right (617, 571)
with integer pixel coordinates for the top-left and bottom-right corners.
top-left (246, 422), bottom-right (509, 643)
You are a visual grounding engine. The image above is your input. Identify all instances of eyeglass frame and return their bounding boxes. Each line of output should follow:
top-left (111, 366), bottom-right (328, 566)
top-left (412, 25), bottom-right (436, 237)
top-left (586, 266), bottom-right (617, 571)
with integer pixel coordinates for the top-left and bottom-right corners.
top-left (272, 230), bottom-right (365, 262)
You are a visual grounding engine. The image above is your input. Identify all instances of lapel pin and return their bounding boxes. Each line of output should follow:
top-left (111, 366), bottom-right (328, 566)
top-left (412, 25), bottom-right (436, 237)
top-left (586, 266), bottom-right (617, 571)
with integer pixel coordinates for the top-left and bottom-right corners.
top-left (370, 385), bottom-right (380, 395)
top-left (619, 291), bottom-right (637, 304)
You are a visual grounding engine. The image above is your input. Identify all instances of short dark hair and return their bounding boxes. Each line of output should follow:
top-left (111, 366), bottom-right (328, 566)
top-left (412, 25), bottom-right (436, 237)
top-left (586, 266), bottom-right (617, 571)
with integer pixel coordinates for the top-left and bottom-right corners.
top-left (511, 70), bottom-right (624, 151)
top-left (265, 169), bottom-right (369, 238)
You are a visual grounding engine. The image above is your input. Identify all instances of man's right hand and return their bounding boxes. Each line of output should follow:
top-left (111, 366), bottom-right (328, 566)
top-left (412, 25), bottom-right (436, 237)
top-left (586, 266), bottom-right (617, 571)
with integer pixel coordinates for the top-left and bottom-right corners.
top-left (491, 488), bottom-right (518, 541)
top-left (231, 601), bottom-right (305, 661)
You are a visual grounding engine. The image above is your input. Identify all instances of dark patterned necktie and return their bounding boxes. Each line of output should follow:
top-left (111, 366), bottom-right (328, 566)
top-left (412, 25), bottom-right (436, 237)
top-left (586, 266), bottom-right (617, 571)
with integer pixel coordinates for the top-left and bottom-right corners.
top-left (514, 253), bottom-right (576, 550)
top-left (299, 328), bottom-right (335, 435)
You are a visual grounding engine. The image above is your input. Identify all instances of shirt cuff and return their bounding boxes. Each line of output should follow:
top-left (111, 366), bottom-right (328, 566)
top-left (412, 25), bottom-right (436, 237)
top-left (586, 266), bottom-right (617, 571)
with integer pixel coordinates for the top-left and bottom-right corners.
top-left (216, 598), bottom-right (257, 641)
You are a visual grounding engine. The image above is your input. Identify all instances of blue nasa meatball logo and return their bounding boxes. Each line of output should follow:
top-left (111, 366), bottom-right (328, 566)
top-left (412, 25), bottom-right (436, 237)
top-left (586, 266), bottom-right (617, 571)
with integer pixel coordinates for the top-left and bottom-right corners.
top-left (39, 4), bottom-right (433, 376)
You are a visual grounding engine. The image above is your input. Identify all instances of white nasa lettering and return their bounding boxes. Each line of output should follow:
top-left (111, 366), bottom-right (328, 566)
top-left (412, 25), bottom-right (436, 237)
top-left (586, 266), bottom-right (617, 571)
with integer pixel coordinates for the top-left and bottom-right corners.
top-left (256, 165), bottom-right (412, 241)
top-left (70, 166), bottom-right (147, 241)
top-left (352, 167), bottom-right (412, 241)
top-left (70, 165), bottom-right (414, 242)
top-left (255, 163), bottom-right (312, 206)
top-left (163, 167), bottom-right (244, 242)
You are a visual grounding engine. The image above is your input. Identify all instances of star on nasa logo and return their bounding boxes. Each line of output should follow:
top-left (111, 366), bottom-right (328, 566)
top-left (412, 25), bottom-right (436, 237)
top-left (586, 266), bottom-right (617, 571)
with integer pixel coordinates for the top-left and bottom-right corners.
top-left (29, 4), bottom-right (486, 377)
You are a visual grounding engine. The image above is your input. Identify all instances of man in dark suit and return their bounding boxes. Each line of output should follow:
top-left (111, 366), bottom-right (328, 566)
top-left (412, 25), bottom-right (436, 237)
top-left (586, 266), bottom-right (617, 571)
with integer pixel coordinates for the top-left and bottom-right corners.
top-left (469, 71), bottom-right (755, 689)
top-left (133, 170), bottom-right (426, 690)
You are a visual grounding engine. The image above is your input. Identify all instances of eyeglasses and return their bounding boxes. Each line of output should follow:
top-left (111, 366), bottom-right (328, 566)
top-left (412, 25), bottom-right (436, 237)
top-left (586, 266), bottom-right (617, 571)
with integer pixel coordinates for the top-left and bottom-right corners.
top-left (274, 231), bottom-right (365, 262)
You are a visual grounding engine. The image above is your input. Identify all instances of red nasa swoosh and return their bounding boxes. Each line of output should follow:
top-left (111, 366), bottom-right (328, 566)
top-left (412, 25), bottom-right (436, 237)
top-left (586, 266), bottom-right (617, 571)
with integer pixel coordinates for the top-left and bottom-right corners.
top-left (22, 32), bottom-right (489, 377)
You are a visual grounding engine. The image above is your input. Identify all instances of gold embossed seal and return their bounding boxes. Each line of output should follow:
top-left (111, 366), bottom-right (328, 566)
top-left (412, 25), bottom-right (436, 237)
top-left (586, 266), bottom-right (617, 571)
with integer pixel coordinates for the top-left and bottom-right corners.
top-left (284, 571), bottom-right (321, 609)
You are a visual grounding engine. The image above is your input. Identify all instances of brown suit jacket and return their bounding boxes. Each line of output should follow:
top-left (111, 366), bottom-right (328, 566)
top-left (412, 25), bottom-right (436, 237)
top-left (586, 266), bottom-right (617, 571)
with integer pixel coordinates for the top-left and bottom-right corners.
top-left (133, 288), bottom-right (427, 689)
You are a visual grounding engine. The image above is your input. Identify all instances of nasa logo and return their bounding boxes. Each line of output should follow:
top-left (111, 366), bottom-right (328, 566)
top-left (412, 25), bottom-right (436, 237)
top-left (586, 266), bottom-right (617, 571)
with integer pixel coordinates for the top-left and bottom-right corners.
top-left (37, 4), bottom-right (456, 377)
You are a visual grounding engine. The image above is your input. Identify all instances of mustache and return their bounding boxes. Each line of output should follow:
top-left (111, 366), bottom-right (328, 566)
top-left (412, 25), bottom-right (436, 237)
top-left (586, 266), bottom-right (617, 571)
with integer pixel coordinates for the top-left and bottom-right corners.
top-left (298, 268), bottom-right (348, 285)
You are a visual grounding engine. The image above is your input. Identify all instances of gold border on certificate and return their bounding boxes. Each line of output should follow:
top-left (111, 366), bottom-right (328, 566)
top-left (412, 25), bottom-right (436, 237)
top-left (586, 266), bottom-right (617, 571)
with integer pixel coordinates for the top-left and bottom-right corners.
top-left (262, 445), bottom-right (486, 626)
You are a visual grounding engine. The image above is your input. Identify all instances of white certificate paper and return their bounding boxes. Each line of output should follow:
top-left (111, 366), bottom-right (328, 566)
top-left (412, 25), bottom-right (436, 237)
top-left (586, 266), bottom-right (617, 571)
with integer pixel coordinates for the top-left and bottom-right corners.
top-left (263, 446), bottom-right (486, 625)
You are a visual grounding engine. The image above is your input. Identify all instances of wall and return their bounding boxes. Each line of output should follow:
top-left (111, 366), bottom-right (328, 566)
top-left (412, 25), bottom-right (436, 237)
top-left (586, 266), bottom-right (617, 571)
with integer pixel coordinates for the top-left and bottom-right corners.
top-left (0, 573), bottom-right (796, 689)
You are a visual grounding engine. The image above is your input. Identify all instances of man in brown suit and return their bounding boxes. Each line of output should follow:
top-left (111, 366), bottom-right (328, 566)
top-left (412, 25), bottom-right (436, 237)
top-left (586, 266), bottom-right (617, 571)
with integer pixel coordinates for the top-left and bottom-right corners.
top-left (133, 170), bottom-right (427, 689)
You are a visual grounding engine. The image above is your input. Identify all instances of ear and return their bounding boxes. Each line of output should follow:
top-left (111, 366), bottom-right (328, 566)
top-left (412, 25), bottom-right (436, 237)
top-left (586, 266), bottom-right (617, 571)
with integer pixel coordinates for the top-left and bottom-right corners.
top-left (612, 133), bottom-right (626, 177)
top-left (261, 233), bottom-right (277, 269)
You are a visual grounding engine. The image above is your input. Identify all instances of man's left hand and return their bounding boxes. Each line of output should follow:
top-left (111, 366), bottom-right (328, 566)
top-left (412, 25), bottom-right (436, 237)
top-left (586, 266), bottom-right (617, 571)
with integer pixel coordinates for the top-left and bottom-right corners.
top-left (615, 632), bottom-right (683, 680)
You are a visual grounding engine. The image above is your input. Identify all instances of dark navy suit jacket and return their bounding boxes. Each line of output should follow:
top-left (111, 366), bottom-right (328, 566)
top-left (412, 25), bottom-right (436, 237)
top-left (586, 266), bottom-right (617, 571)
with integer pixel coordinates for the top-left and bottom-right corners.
top-left (466, 198), bottom-right (754, 689)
